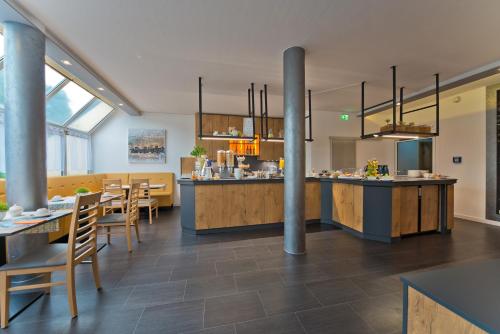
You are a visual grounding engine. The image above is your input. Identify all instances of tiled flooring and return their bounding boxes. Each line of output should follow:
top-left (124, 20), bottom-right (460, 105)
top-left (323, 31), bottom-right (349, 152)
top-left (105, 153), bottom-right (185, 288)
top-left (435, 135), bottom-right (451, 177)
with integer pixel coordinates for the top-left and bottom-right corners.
top-left (4, 208), bottom-right (500, 333)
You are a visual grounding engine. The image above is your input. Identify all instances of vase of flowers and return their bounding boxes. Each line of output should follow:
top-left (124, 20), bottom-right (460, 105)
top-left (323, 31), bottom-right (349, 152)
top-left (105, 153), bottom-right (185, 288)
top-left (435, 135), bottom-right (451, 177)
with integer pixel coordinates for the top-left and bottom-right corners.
top-left (366, 159), bottom-right (379, 180)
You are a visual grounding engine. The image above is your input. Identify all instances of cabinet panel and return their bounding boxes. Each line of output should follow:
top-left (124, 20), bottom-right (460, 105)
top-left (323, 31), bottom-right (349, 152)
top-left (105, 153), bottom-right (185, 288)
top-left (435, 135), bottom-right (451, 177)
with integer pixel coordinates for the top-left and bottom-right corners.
top-left (222, 184), bottom-right (246, 228)
top-left (195, 185), bottom-right (223, 230)
top-left (447, 185), bottom-right (454, 229)
top-left (421, 185), bottom-right (439, 232)
top-left (305, 182), bottom-right (321, 220)
top-left (245, 184), bottom-right (265, 225)
top-left (265, 183), bottom-right (284, 223)
top-left (273, 142), bottom-right (284, 160)
top-left (353, 185), bottom-right (363, 232)
top-left (332, 183), bottom-right (354, 228)
top-left (227, 115), bottom-right (243, 134)
top-left (259, 141), bottom-right (274, 161)
top-left (399, 186), bottom-right (419, 235)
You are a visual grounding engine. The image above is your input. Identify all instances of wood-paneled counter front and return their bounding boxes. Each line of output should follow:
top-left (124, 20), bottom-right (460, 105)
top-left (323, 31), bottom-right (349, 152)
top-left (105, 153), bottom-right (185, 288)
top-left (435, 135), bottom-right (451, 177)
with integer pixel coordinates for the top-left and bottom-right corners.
top-left (178, 178), bottom-right (321, 233)
top-left (320, 177), bottom-right (457, 243)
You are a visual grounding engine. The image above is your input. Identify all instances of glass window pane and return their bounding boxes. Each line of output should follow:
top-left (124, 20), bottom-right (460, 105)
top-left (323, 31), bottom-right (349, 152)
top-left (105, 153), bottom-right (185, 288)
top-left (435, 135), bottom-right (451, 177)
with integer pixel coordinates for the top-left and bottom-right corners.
top-left (68, 99), bottom-right (113, 132)
top-left (46, 132), bottom-right (62, 176)
top-left (0, 33), bottom-right (4, 58)
top-left (45, 65), bottom-right (65, 94)
top-left (45, 81), bottom-right (93, 125)
top-left (66, 135), bottom-right (89, 175)
top-left (0, 112), bottom-right (5, 178)
top-left (0, 68), bottom-right (4, 109)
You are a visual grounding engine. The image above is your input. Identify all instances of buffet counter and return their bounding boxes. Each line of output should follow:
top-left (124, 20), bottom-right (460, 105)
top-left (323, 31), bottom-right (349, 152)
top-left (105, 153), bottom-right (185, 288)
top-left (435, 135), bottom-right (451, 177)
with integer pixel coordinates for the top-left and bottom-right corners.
top-left (177, 177), bottom-right (321, 233)
top-left (320, 177), bottom-right (457, 242)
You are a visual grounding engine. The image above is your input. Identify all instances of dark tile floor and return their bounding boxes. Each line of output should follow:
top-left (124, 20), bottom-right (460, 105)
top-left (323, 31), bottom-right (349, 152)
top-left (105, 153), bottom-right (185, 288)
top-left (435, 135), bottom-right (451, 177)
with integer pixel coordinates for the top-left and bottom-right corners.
top-left (4, 208), bottom-right (500, 334)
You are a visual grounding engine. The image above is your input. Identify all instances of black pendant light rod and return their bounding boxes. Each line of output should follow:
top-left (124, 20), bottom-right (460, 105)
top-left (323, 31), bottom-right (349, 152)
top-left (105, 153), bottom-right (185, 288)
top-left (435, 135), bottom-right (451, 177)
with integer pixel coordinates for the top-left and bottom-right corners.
top-left (264, 84), bottom-right (269, 140)
top-left (361, 81), bottom-right (365, 138)
top-left (306, 89), bottom-right (313, 142)
top-left (198, 77), bottom-right (203, 139)
top-left (259, 89), bottom-right (264, 137)
top-left (251, 83), bottom-right (256, 140)
top-left (248, 88), bottom-right (252, 117)
top-left (392, 65), bottom-right (397, 131)
top-left (399, 86), bottom-right (404, 122)
top-left (435, 73), bottom-right (440, 135)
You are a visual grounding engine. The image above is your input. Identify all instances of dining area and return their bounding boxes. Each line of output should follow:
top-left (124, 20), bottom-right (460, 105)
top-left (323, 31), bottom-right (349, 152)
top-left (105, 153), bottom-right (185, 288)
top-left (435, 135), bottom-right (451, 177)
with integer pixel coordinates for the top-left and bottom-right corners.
top-left (0, 173), bottom-right (170, 328)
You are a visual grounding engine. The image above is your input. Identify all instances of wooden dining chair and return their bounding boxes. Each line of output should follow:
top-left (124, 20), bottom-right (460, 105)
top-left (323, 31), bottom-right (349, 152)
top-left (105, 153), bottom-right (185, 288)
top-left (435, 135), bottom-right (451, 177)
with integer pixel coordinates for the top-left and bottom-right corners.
top-left (131, 178), bottom-right (159, 224)
top-left (0, 192), bottom-right (102, 328)
top-left (97, 182), bottom-right (140, 252)
top-left (102, 178), bottom-right (126, 215)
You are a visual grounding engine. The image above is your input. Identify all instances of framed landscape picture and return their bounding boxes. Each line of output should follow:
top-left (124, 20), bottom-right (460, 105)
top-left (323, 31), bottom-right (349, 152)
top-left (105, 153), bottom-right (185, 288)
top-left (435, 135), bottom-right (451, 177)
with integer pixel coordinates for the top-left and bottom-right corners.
top-left (128, 128), bottom-right (166, 163)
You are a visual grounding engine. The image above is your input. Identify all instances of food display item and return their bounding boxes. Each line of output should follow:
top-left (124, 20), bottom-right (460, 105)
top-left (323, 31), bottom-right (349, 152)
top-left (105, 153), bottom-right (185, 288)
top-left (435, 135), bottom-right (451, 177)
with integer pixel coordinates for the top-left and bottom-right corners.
top-left (216, 150), bottom-right (226, 167)
top-left (226, 150), bottom-right (235, 167)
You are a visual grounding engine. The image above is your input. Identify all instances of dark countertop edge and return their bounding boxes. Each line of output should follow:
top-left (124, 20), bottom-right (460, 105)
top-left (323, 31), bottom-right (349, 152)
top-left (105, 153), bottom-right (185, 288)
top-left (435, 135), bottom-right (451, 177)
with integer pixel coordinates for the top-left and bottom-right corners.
top-left (400, 260), bottom-right (500, 334)
top-left (319, 177), bottom-right (457, 186)
top-left (177, 177), bottom-right (320, 185)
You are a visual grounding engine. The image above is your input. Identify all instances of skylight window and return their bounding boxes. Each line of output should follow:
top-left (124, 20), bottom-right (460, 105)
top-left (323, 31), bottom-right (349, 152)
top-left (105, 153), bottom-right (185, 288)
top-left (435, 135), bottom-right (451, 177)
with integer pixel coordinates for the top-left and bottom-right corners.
top-left (45, 65), bottom-right (65, 94)
top-left (45, 81), bottom-right (94, 125)
top-left (68, 99), bottom-right (113, 132)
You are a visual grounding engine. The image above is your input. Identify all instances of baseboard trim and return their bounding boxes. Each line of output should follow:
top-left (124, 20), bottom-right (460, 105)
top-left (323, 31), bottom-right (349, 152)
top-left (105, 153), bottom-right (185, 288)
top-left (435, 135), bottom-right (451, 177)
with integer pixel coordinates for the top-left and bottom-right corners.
top-left (454, 214), bottom-right (500, 227)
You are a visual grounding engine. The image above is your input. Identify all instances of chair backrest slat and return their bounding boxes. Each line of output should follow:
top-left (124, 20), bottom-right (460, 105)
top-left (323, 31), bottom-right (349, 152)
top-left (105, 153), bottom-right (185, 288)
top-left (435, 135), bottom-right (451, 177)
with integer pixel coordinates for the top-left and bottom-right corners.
top-left (130, 178), bottom-right (151, 199)
top-left (126, 182), bottom-right (141, 227)
top-left (67, 192), bottom-right (101, 266)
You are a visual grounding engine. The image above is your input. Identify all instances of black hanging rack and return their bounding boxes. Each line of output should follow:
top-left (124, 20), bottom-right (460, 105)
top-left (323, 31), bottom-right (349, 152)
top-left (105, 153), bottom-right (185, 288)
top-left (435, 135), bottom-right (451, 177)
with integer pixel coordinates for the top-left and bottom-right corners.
top-left (198, 77), bottom-right (256, 141)
top-left (259, 85), bottom-right (313, 142)
top-left (360, 66), bottom-right (440, 139)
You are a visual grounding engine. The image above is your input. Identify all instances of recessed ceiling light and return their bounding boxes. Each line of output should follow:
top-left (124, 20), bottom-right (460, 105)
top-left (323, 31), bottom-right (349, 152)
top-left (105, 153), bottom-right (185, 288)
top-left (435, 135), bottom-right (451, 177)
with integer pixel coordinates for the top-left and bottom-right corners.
top-left (396, 102), bottom-right (401, 106)
top-left (118, 103), bottom-right (124, 106)
top-left (97, 87), bottom-right (104, 91)
top-left (61, 59), bottom-right (72, 65)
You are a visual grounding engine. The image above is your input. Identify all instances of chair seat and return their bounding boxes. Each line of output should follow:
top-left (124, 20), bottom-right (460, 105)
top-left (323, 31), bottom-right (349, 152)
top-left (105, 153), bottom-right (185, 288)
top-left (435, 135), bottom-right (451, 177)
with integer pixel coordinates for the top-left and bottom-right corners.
top-left (0, 244), bottom-right (67, 271)
top-left (104, 200), bottom-right (127, 207)
top-left (97, 213), bottom-right (126, 224)
top-left (139, 198), bottom-right (158, 207)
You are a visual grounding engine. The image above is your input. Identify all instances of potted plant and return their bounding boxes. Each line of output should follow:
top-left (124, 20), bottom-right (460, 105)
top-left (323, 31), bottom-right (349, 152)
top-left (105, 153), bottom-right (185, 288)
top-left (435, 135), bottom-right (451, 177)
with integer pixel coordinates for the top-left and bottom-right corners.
top-left (75, 187), bottom-right (91, 195)
top-left (0, 202), bottom-right (8, 221)
top-left (190, 145), bottom-right (207, 171)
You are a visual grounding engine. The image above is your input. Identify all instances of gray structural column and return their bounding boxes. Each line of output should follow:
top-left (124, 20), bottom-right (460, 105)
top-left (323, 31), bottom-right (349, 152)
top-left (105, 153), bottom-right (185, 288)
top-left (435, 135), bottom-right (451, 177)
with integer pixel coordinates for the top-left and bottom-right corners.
top-left (4, 21), bottom-right (47, 210)
top-left (283, 46), bottom-right (306, 255)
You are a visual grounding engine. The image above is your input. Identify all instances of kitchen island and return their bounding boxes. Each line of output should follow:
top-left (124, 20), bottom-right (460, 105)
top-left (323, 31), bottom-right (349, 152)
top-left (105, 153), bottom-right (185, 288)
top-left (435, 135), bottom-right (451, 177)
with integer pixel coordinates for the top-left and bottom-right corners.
top-left (178, 177), bottom-right (321, 233)
top-left (320, 177), bottom-right (457, 242)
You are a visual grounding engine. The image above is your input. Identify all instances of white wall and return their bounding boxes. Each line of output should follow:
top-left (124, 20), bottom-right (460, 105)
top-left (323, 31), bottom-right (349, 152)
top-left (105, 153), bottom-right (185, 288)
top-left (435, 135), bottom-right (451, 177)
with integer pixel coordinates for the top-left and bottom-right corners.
top-left (92, 112), bottom-right (195, 205)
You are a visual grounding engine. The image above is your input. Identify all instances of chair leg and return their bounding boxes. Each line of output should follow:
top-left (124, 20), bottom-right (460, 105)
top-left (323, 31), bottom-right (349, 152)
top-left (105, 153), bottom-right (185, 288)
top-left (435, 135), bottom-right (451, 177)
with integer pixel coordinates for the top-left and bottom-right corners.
top-left (155, 205), bottom-right (159, 218)
top-left (91, 253), bottom-right (101, 290)
top-left (149, 206), bottom-right (153, 225)
top-left (44, 272), bottom-right (52, 295)
top-left (134, 222), bottom-right (141, 243)
top-left (126, 226), bottom-right (132, 252)
top-left (0, 272), bottom-right (10, 328)
top-left (106, 227), bottom-right (111, 244)
top-left (66, 267), bottom-right (78, 318)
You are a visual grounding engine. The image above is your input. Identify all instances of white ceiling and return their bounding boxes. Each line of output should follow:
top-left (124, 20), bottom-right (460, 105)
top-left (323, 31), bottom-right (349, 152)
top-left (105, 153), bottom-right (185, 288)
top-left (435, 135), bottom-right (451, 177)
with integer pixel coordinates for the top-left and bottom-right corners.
top-left (13, 0), bottom-right (500, 115)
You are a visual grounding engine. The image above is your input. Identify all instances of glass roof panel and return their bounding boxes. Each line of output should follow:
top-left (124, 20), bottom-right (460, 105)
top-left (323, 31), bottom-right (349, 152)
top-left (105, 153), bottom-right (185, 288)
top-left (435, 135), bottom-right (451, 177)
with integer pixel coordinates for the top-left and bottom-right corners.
top-left (45, 65), bottom-right (65, 94)
top-left (0, 33), bottom-right (4, 58)
top-left (0, 68), bottom-right (4, 109)
top-left (67, 99), bottom-right (113, 132)
top-left (45, 81), bottom-right (93, 125)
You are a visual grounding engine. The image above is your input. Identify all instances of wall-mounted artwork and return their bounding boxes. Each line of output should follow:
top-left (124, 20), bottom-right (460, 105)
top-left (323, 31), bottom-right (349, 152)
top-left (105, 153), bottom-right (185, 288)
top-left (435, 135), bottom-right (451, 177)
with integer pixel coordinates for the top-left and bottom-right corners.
top-left (128, 128), bottom-right (166, 163)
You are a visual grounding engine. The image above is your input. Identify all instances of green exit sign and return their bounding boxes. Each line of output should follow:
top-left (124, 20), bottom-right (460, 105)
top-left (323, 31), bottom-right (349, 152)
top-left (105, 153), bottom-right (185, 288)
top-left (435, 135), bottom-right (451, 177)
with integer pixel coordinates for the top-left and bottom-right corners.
top-left (340, 114), bottom-right (349, 121)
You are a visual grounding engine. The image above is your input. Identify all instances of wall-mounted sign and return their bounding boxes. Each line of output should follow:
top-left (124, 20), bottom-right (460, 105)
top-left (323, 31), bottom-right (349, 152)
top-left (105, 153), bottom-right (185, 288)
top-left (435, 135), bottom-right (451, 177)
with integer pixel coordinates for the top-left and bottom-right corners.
top-left (453, 156), bottom-right (462, 164)
top-left (340, 114), bottom-right (349, 121)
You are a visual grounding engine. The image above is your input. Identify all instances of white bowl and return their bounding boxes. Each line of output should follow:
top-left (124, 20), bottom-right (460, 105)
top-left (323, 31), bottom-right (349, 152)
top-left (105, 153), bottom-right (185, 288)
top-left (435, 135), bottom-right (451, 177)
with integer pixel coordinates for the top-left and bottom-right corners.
top-left (407, 170), bottom-right (422, 178)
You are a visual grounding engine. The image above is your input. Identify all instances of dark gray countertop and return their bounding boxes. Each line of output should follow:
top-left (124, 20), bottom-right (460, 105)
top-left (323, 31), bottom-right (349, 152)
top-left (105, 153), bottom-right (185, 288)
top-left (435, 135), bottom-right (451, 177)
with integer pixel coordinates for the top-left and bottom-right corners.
top-left (401, 258), bottom-right (500, 333)
top-left (177, 177), bottom-right (320, 185)
top-left (319, 176), bottom-right (457, 186)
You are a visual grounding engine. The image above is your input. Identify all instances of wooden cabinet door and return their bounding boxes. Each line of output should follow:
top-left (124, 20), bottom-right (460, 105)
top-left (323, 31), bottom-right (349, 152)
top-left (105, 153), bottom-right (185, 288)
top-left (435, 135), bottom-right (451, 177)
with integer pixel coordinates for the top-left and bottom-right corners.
top-left (273, 142), bottom-right (284, 160)
top-left (332, 183), bottom-right (354, 228)
top-left (245, 183), bottom-right (265, 225)
top-left (228, 115), bottom-right (244, 134)
top-left (195, 185), bottom-right (223, 230)
top-left (305, 182), bottom-right (321, 220)
top-left (421, 185), bottom-right (439, 232)
top-left (264, 183), bottom-right (284, 223)
top-left (259, 141), bottom-right (274, 161)
top-left (398, 186), bottom-right (419, 235)
top-left (221, 184), bottom-right (246, 228)
top-left (352, 185), bottom-right (364, 232)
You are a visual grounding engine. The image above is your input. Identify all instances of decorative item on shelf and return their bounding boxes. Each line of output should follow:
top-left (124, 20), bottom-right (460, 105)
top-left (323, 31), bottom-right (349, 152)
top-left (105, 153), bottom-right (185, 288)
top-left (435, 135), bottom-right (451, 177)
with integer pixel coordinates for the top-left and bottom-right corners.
top-left (365, 159), bottom-right (379, 180)
top-left (229, 135), bottom-right (260, 156)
